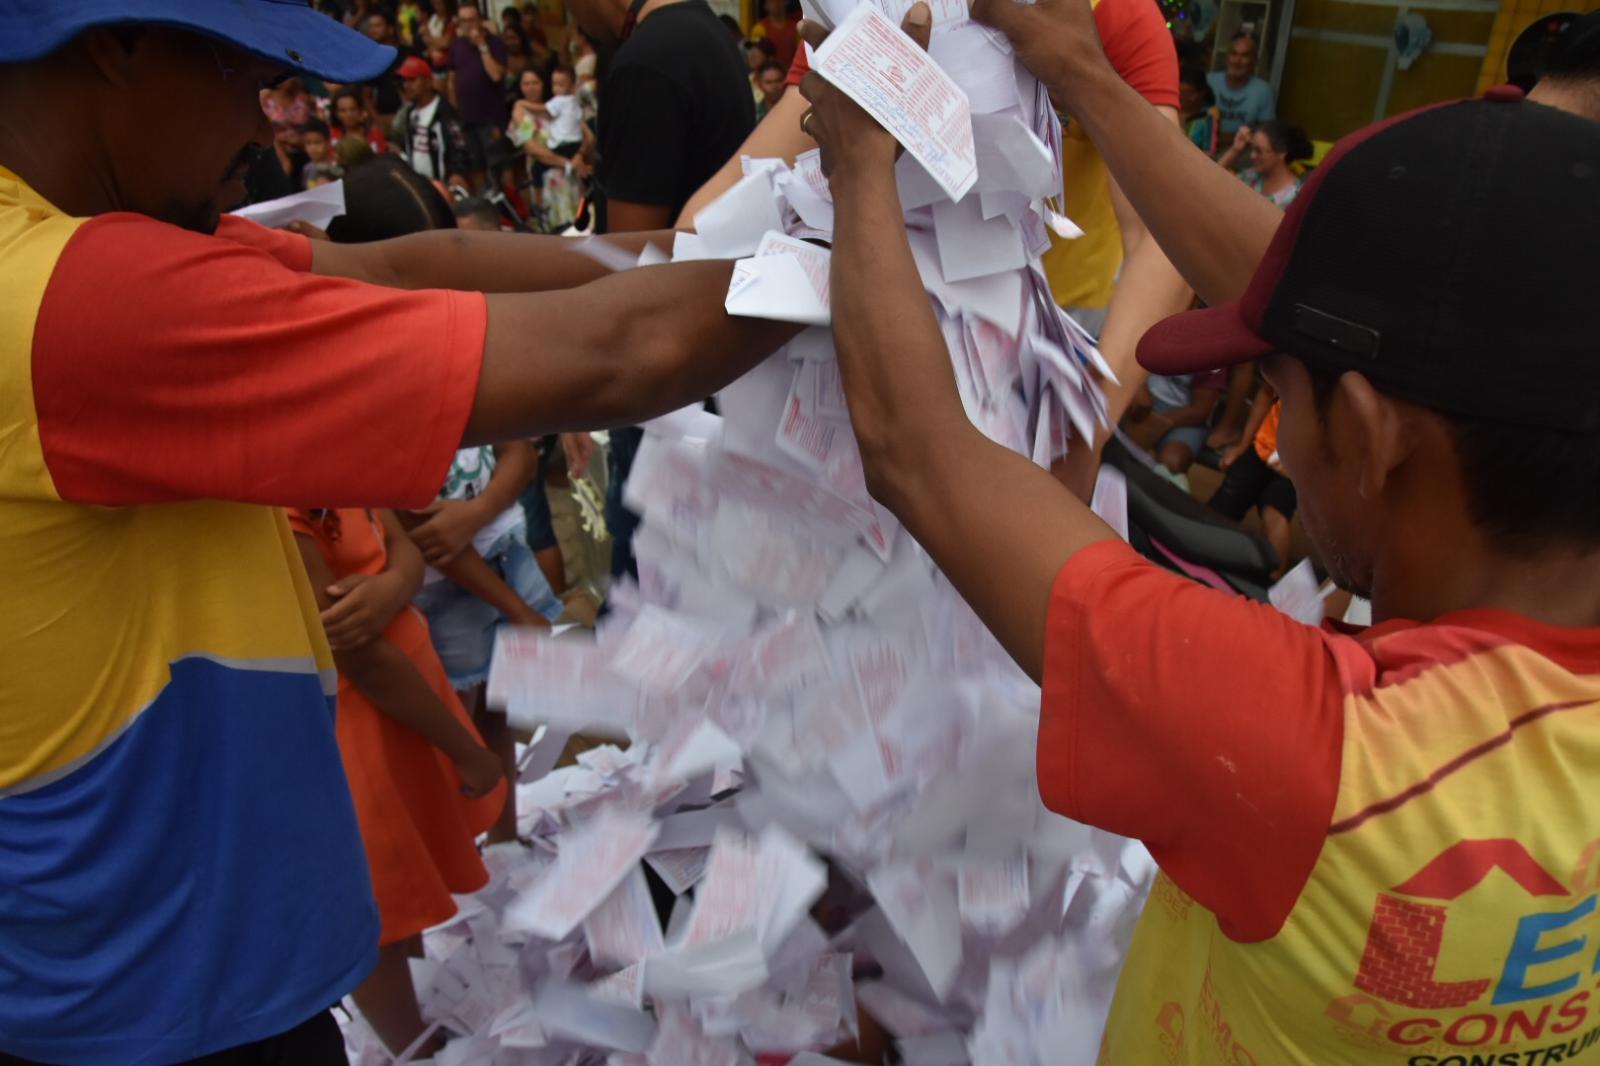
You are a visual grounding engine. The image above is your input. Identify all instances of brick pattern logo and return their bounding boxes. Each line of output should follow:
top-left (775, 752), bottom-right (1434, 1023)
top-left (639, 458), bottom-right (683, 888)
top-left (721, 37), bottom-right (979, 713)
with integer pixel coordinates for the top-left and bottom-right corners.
top-left (1353, 893), bottom-right (1491, 1009)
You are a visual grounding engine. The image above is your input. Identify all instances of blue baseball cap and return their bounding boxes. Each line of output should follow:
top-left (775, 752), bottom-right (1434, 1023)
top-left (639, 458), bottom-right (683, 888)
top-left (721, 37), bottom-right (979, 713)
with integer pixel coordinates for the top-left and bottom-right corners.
top-left (0, 0), bottom-right (397, 83)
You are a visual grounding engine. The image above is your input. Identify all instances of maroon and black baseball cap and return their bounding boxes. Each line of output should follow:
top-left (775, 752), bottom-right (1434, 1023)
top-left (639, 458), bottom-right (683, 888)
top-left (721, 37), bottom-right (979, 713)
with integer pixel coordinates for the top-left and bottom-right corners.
top-left (1137, 87), bottom-right (1600, 432)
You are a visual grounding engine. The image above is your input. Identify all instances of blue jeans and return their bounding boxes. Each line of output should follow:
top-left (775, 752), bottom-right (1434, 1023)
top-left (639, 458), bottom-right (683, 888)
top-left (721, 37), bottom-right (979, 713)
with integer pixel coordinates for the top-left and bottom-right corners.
top-left (606, 426), bottom-right (643, 580)
top-left (412, 527), bottom-right (561, 690)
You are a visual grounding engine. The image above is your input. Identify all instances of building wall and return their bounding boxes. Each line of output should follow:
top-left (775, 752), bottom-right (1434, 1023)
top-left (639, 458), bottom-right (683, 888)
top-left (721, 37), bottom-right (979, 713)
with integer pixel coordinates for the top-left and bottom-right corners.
top-left (1278, 0), bottom-right (1498, 143)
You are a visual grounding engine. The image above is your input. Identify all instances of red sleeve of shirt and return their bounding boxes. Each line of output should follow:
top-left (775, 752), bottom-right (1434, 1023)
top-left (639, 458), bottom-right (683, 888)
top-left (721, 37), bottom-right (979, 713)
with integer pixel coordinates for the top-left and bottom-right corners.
top-left (31, 212), bottom-right (485, 510)
top-left (1094, 0), bottom-right (1180, 110)
top-left (786, 46), bottom-right (809, 88)
top-left (1038, 540), bottom-right (1344, 942)
top-left (212, 214), bottom-right (314, 271)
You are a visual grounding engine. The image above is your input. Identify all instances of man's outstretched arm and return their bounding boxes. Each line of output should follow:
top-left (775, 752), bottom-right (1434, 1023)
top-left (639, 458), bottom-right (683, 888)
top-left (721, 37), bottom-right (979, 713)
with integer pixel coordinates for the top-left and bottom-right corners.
top-left (974, 0), bottom-right (1281, 306)
top-left (307, 227), bottom-right (676, 293)
top-left (464, 260), bottom-right (796, 443)
top-left (306, 230), bottom-right (794, 444)
top-left (801, 62), bottom-right (1114, 683)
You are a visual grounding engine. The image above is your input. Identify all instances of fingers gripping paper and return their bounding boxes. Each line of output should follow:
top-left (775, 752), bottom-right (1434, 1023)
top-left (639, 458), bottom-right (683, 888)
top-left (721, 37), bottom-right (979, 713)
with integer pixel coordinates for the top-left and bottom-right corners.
top-left (813, 5), bottom-right (978, 202)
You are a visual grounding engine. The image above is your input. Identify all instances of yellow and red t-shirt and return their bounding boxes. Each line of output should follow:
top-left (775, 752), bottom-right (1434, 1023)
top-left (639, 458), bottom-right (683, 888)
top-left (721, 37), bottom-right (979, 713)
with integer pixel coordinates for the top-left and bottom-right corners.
top-left (1042, 0), bottom-right (1179, 312)
top-left (1041, 540), bottom-right (1600, 1064)
top-left (0, 167), bottom-right (484, 1063)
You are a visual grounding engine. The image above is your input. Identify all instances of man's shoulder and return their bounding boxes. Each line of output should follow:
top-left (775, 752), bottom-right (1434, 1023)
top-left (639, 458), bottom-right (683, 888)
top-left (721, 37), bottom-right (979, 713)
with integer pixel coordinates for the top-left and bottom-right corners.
top-left (621, 1), bottom-right (735, 65)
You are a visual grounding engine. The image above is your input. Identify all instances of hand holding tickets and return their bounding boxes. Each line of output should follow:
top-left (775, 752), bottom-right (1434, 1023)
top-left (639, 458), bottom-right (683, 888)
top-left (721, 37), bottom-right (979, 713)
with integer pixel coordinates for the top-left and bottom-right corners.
top-left (371, 0), bottom-right (1157, 1061)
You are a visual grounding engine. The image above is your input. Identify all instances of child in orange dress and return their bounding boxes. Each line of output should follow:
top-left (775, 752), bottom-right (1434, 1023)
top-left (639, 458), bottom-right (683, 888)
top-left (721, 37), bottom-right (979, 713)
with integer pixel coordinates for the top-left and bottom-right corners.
top-left (290, 506), bottom-right (505, 1058)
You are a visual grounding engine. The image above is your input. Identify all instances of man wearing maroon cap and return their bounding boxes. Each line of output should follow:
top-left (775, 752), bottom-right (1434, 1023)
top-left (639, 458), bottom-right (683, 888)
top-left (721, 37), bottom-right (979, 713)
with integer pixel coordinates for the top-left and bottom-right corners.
top-left (800, 3), bottom-right (1600, 1061)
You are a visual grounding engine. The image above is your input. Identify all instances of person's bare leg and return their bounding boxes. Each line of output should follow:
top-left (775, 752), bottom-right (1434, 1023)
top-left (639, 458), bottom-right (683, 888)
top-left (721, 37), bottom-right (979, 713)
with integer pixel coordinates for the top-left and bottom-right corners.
top-left (351, 940), bottom-right (445, 1057)
top-left (1262, 506), bottom-right (1294, 578)
top-left (469, 685), bottom-right (518, 843)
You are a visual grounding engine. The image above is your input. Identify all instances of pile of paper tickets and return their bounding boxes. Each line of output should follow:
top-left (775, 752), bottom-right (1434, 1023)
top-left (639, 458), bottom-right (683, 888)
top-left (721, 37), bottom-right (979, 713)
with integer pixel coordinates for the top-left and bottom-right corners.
top-left (340, 4), bottom-right (1160, 1063)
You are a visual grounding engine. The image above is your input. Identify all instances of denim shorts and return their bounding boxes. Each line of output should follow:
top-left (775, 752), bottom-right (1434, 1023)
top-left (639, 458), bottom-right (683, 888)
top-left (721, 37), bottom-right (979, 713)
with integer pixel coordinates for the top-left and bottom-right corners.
top-left (413, 527), bottom-right (562, 690)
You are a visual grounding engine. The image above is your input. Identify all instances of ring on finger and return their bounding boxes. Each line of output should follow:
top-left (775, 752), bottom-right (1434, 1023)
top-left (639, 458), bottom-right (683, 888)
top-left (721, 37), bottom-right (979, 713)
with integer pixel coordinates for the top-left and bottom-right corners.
top-left (800, 109), bottom-right (815, 136)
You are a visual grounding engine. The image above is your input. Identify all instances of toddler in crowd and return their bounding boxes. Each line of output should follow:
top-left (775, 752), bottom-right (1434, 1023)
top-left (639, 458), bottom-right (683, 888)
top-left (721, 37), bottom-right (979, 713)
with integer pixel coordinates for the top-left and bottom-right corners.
top-left (544, 67), bottom-right (592, 169)
top-left (299, 117), bottom-right (342, 188)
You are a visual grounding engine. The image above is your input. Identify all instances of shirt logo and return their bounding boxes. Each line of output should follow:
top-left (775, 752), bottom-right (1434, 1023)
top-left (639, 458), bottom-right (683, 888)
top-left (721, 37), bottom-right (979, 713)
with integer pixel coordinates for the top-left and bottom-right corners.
top-left (1327, 839), bottom-right (1600, 1063)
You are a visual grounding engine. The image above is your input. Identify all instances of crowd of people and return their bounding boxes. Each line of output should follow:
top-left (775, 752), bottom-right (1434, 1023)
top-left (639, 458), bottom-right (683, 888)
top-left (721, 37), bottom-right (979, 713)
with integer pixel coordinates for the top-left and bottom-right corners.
top-left (2, 0), bottom-right (1599, 1063)
top-left (245, 0), bottom-right (804, 235)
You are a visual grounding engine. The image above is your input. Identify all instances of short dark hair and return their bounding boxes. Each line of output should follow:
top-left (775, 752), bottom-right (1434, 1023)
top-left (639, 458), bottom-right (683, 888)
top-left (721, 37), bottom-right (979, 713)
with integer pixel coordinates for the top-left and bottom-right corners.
top-left (450, 196), bottom-right (502, 230)
top-left (757, 60), bottom-right (785, 78)
top-left (1539, 10), bottom-right (1600, 114)
top-left (1303, 360), bottom-right (1600, 554)
top-left (1256, 119), bottom-right (1312, 163)
top-left (331, 87), bottom-right (365, 114)
top-left (301, 117), bottom-right (330, 138)
top-left (327, 156), bottom-right (456, 241)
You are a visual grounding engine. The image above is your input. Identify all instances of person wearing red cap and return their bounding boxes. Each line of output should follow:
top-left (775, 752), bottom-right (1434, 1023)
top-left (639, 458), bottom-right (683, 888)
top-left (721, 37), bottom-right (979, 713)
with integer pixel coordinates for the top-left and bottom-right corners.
top-left (0, 3), bottom-right (793, 1062)
top-left (800, 5), bottom-right (1600, 1063)
top-left (392, 52), bottom-right (474, 185)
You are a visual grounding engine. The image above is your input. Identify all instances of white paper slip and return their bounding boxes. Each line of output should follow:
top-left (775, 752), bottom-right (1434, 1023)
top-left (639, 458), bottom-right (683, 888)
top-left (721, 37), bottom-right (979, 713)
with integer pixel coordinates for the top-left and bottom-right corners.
top-left (972, 112), bottom-right (1055, 198)
top-left (1036, 200), bottom-right (1084, 239)
top-left (502, 808), bottom-right (659, 940)
top-left (758, 231), bottom-right (831, 305)
top-left (932, 195), bottom-right (1026, 284)
top-left (1269, 557), bottom-right (1332, 625)
top-left (230, 180), bottom-right (345, 231)
top-left (531, 978), bottom-right (657, 1052)
top-left (583, 866), bottom-right (666, 969)
top-left (726, 253), bottom-right (831, 327)
top-left (813, 5), bottom-right (977, 202)
top-left (693, 169), bottom-right (785, 258)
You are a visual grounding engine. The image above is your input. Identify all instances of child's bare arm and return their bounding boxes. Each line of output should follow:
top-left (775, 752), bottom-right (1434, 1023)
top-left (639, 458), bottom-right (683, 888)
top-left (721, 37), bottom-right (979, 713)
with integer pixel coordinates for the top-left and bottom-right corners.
top-left (294, 532), bottom-right (503, 795)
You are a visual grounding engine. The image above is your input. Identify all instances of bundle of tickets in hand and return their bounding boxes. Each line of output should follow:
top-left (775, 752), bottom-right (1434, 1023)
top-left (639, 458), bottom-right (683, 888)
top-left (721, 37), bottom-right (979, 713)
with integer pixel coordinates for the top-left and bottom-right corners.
top-left (339, 5), bottom-right (1158, 1063)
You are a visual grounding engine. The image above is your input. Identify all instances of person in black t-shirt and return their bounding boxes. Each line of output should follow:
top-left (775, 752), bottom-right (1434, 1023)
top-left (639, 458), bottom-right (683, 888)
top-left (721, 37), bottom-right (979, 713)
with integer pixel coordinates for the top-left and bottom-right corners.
top-left (569, 0), bottom-right (754, 234)
top-left (567, 0), bottom-right (756, 580)
top-left (362, 10), bottom-right (424, 123)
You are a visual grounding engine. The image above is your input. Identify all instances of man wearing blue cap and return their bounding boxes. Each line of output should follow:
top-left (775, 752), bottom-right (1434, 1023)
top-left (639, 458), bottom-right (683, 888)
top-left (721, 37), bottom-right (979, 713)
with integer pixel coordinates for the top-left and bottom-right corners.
top-left (0, 4), bottom-right (793, 1063)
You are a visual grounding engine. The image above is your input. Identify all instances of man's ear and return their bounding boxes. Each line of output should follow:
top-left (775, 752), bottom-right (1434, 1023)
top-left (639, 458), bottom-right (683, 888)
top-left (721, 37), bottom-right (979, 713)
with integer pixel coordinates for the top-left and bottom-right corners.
top-left (1338, 371), bottom-right (1413, 502)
